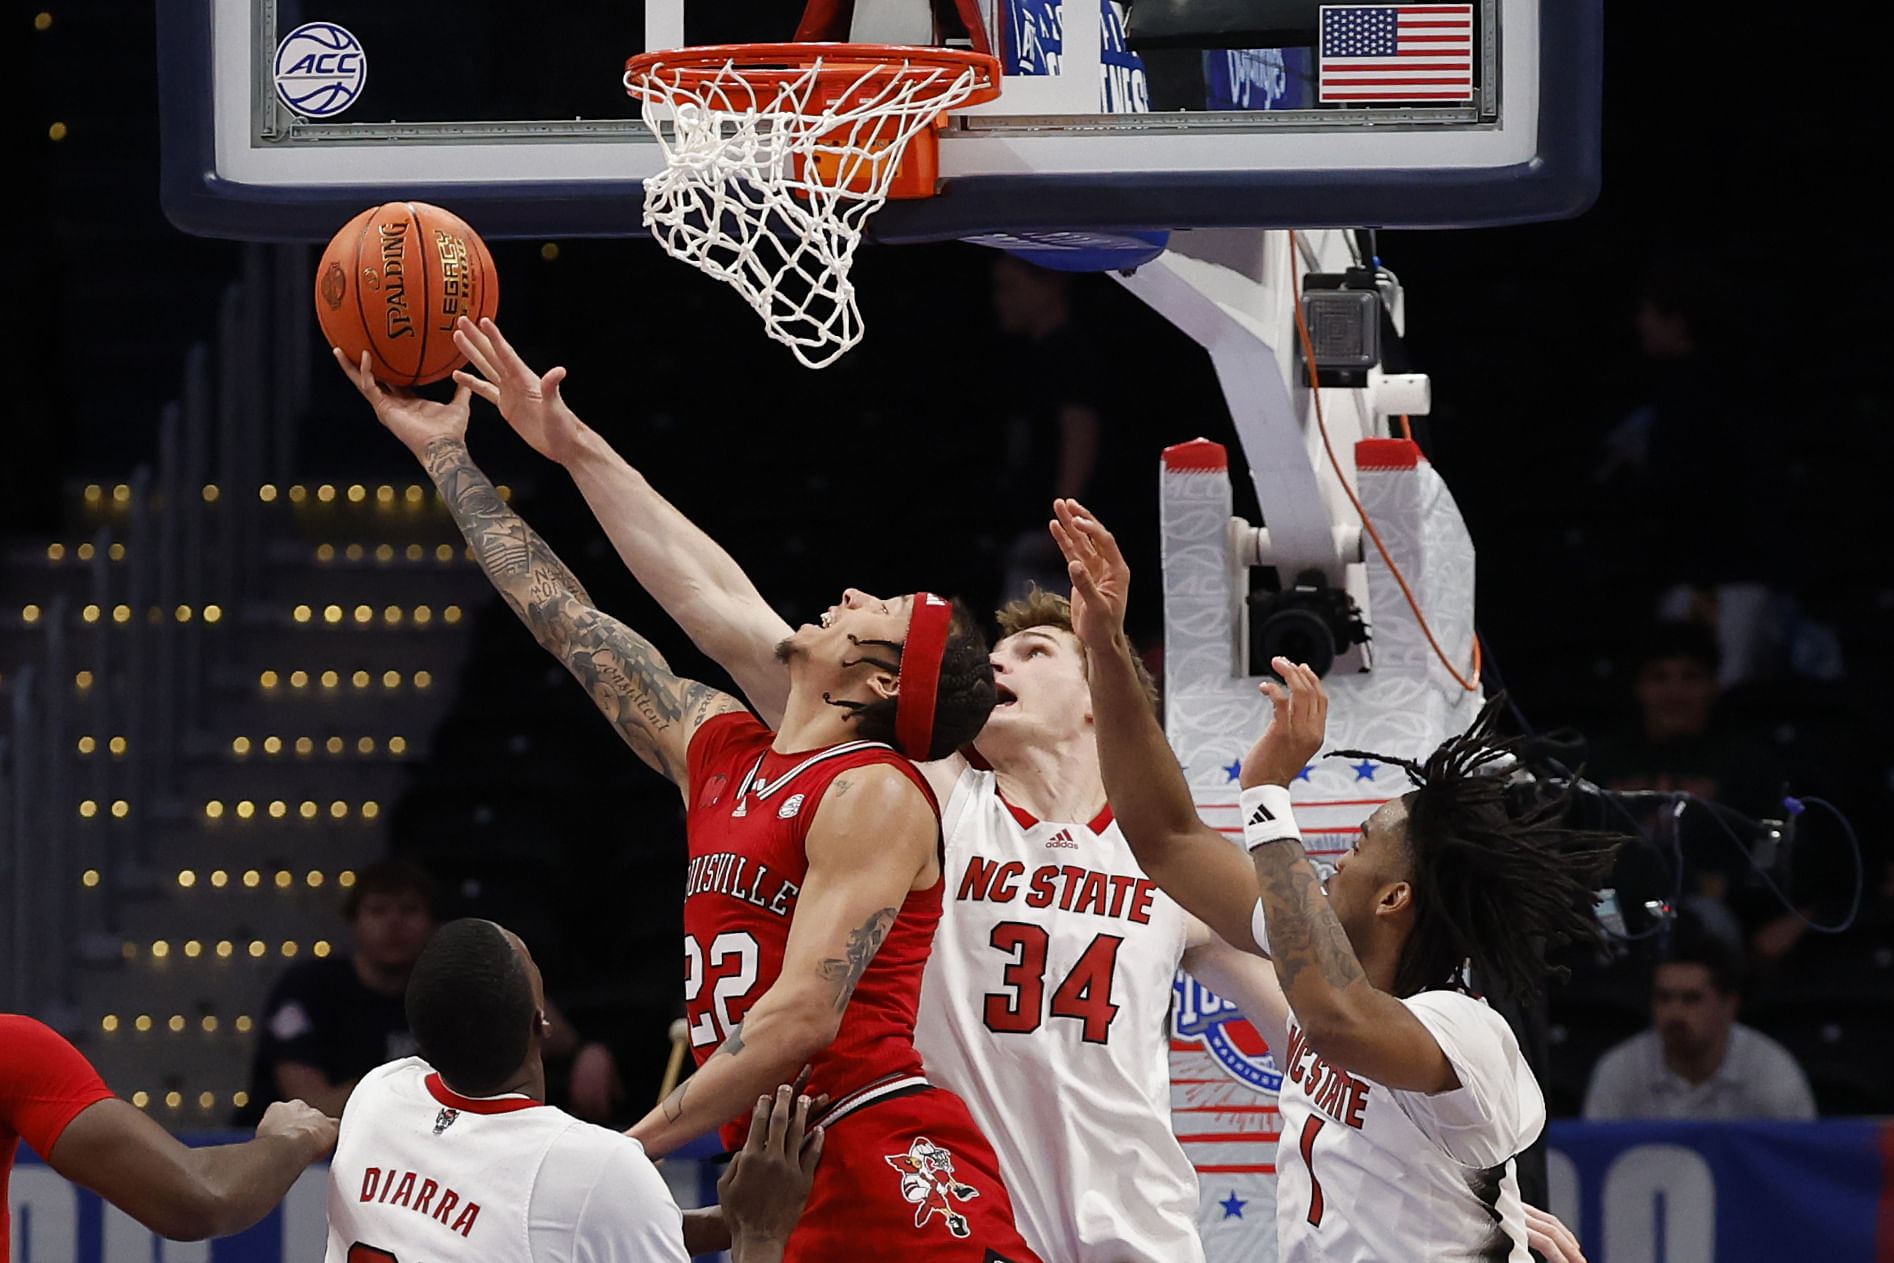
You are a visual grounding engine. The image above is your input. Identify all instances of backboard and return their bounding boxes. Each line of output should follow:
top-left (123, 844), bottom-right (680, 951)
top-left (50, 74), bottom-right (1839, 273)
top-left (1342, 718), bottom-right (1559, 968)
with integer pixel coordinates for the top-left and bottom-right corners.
top-left (159, 0), bottom-right (1599, 242)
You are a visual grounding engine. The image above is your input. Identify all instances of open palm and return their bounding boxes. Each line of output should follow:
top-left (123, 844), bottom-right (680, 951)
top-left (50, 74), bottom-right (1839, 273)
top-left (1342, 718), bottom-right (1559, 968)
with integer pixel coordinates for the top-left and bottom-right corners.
top-left (1048, 498), bottom-right (1130, 650)
top-left (450, 317), bottom-right (585, 464)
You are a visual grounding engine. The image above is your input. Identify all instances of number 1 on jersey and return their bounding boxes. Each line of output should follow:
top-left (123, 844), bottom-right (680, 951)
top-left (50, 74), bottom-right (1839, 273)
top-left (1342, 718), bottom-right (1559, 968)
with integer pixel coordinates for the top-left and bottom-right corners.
top-left (1300, 1115), bottom-right (1327, 1227)
top-left (982, 922), bottom-right (1124, 1044)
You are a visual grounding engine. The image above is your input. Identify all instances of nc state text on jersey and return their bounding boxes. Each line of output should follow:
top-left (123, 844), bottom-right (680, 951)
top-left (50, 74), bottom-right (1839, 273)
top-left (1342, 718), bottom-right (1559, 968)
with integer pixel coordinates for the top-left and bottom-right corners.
top-left (686, 852), bottom-right (799, 916)
top-left (1281, 1022), bottom-right (1373, 1129)
top-left (956, 857), bottom-right (1161, 924)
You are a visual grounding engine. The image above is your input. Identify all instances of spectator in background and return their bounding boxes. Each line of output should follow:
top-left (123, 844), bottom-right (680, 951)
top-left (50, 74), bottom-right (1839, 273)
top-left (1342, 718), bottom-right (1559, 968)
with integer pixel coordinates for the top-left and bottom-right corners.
top-left (240, 860), bottom-right (439, 1120)
top-left (1587, 620), bottom-right (1787, 943)
top-left (241, 858), bottom-right (628, 1124)
top-left (1589, 620), bottom-right (1736, 803)
top-left (1594, 256), bottom-right (1839, 684)
top-left (989, 255), bottom-right (1109, 601)
top-left (1583, 933), bottom-right (1814, 1120)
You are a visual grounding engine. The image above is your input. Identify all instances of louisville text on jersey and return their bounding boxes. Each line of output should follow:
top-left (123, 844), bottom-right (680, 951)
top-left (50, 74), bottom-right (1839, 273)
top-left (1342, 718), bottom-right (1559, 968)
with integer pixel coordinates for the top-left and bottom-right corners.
top-left (955, 857), bottom-right (1161, 923)
top-left (685, 852), bottom-right (800, 916)
top-left (356, 1166), bottom-right (482, 1237)
top-left (1281, 1022), bottom-right (1373, 1129)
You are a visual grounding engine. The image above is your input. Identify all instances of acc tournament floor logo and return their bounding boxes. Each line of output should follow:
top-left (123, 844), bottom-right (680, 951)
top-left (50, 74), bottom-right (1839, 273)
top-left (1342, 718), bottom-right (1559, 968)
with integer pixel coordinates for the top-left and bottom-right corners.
top-left (1173, 974), bottom-right (1282, 1093)
top-left (273, 22), bottom-right (366, 118)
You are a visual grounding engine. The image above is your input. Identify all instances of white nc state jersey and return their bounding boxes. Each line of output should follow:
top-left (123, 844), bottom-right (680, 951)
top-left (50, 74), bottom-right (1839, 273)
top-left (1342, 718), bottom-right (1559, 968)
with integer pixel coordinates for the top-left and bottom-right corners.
top-left (1274, 991), bottom-right (1543, 1263)
top-left (914, 766), bottom-right (1201, 1263)
top-left (324, 1058), bottom-right (688, 1263)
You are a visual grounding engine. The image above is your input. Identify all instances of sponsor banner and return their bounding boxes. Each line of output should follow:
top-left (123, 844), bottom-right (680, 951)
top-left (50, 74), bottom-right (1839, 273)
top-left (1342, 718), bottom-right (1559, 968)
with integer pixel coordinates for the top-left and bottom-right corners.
top-left (1545, 1118), bottom-right (1891, 1263)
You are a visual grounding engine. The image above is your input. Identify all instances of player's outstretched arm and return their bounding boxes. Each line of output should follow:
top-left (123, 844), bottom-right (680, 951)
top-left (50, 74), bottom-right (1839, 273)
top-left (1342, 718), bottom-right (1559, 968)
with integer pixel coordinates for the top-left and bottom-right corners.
top-left (451, 317), bottom-right (795, 725)
top-left (50, 1098), bottom-right (335, 1241)
top-left (626, 765), bottom-right (934, 1156)
top-left (1048, 499), bottom-right (1266, 953)
top-left (339, 349), bottom-right (744, 789)
top-left (1240, 661), bottom-right (1456, 1093)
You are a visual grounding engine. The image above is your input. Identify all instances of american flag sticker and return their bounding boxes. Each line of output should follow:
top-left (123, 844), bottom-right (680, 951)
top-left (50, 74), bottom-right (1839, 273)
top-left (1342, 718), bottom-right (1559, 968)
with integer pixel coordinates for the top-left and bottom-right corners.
top-left (1318, 5), bottom-right (1475, 103)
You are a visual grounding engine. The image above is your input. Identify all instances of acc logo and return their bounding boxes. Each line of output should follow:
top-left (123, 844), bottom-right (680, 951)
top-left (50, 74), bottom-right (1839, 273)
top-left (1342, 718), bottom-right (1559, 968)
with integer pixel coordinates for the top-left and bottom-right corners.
top-left (777, 793), bottom-right (806, 819)
top-left (273, 22), bottom-right (367, 119)
top-left (1172, 974), bottom-right (1282, 1094)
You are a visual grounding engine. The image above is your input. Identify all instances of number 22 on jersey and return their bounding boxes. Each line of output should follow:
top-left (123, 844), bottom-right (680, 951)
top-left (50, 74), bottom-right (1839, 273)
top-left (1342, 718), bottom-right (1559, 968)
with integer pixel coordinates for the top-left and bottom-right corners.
top-left (981, 922), bottom-right (1124, 1044)
top-left (684, 931), bottom-right (760, 1048)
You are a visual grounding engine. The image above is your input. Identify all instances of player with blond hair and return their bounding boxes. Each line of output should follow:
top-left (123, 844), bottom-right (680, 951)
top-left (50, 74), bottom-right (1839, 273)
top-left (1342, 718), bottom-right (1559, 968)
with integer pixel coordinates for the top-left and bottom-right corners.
top-left (433, 318), bottom-right (1294, 1263)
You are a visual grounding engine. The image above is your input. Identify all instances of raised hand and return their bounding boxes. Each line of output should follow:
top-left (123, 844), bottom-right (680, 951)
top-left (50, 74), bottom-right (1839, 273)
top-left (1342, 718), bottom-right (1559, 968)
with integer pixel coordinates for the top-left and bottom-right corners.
top-left (1239, 658), bottom-right (1329, 789)
top-left (450, 317), bottom-right (587, 464)
top-left (718, 1081), bottom-right (826, 1259)
top-left (334, 348), bottom-right (471, 460)
top-left (1048, 498), bottom-right (1131, 650)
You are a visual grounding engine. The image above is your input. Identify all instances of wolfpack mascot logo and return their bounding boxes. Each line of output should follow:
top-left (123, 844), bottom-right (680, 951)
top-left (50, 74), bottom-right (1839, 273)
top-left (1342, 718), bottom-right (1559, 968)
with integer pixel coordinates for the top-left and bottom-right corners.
top-left (1172, 975), bottom-right (1282, 1093)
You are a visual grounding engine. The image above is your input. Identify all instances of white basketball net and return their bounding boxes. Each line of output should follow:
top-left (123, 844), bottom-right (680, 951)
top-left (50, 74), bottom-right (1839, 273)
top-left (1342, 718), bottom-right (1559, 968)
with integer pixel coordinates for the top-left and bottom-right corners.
top-left (626, 53), bottom-right (988, 369)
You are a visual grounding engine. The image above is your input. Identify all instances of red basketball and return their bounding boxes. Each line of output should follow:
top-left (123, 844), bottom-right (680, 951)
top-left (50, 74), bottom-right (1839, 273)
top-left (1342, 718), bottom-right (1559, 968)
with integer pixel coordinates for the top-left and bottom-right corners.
top-left (314, 202), bottom-right (499, 387)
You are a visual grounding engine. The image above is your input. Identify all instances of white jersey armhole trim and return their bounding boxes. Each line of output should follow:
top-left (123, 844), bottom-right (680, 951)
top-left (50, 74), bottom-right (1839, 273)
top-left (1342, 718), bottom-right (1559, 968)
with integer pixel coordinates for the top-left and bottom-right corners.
top-left (940, 763), bottom-right (992, 845)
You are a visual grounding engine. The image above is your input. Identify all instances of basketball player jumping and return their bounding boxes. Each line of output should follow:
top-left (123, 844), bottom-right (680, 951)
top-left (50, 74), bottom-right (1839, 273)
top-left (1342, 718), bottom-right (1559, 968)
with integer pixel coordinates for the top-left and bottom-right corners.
top-left (1050, 498), bottom-right (1617, 1263)
top-left (438, 318), bottom-right (1298, 1263)
top-left (339, 346), bottom-right (1044, 1263)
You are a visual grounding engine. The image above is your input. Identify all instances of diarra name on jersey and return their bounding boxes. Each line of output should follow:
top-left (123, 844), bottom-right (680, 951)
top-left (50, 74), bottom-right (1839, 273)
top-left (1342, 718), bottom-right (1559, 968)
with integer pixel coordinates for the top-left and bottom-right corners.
top-left (354, 1165), bottom-right (483, 1238)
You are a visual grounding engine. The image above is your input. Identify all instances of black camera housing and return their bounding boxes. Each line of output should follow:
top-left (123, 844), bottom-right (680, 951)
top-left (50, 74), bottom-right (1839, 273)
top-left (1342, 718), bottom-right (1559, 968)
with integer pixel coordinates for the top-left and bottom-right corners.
top-left (1246, 572), bottom-right (1368, 679)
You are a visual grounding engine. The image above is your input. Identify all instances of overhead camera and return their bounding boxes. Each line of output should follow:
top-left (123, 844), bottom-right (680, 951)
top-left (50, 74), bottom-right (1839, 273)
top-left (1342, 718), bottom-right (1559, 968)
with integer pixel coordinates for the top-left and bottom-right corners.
top-left (1246, 571), bottom-right (1367, 679)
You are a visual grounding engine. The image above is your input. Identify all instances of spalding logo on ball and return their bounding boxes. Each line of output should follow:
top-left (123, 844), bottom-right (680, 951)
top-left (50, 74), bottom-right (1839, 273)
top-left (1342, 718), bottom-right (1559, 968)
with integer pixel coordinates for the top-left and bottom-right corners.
top-left (315, 203), bottom-right (499, 387)
top-left (273, 22), bottom-right (366, 119)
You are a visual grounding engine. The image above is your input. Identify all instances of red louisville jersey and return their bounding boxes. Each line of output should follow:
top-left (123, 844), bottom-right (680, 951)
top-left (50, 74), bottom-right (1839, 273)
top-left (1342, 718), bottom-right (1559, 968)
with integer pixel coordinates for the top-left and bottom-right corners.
top-left (683, 713), bottom-right (942, 1152)
top-left (2, 1015), bottom-right (114, 1262)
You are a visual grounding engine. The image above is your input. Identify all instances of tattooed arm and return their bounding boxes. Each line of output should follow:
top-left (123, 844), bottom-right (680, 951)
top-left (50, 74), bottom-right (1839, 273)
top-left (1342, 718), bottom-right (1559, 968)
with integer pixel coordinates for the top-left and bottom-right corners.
top-left (449, 318), bottom-right (795, 725)
top-left (1240, 660), bottom-right (1457, 1094)
top-left (422, 437), bottom-right (745, 790)
top-left (625, 765), bottom-right (938, 1156)
top-left (336, 348), bottom-right (743, 793)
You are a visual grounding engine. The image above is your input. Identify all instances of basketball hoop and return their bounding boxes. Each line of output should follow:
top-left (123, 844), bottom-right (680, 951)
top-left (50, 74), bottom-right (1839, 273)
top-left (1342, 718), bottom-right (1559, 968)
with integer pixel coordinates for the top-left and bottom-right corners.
top-left (624, 44), bottom-right (1001, 369)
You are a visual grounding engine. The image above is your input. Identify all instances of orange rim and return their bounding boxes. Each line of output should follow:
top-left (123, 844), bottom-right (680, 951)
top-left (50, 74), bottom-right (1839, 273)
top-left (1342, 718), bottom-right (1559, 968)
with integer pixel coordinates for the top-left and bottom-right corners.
top-left (625, 43), bottom-right (1002, 108)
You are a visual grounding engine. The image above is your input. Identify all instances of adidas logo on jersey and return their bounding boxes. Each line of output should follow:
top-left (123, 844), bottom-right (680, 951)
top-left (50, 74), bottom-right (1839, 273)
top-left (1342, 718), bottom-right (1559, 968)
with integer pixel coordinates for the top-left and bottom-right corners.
top-left (1247, 803), bottom-right (1275, 826)
top-left (1045, 828), bottom-right (1077, 849)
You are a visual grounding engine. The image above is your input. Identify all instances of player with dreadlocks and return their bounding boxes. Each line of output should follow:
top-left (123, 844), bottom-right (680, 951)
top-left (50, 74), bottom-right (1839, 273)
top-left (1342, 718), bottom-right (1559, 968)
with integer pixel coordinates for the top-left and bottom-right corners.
top-left (1051, 498), bottom-right (1620, 1263)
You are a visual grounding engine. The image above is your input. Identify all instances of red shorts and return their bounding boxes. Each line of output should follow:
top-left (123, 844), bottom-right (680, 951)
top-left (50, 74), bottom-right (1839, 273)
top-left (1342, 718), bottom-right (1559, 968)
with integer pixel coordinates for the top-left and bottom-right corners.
top-left (786, 1082), bottom-right (1043, 1263)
